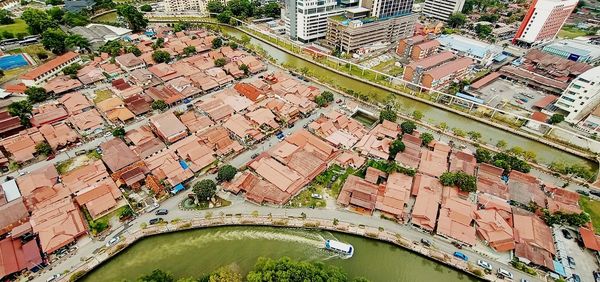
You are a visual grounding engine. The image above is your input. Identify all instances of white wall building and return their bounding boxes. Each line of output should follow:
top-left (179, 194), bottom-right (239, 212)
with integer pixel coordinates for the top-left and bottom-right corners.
top-left (422, 0), bottom-right (465, 22)
top-left (283, 0), bottom-right (346, 42)
top-left (556, 66), bottom-right (600, 123)
top-left (512, 0), bottom-right (578, 46)
top-left (163, 0), bottom-right (227, 14)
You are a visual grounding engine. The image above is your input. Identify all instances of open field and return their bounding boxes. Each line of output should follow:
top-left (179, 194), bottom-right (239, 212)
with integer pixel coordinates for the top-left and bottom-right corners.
top-left (0, 19), bottom-right (29, 36)
top-left (558, 26), bottom-right (588, 39)
top-left (580, 196), bottom-right (600, 233)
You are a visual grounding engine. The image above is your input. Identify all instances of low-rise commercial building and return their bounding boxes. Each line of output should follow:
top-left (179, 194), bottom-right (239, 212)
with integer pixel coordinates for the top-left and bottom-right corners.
top-left (21, 52), bottom-right (81, 86)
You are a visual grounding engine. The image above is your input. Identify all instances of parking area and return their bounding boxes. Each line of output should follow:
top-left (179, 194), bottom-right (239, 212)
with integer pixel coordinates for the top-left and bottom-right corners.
top-left (478, 79), bottom-right (551, 111)
top-left (554, 227), bottom-right (598, 282)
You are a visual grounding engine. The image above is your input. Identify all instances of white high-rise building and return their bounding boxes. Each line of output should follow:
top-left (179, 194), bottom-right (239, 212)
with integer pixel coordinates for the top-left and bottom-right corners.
top-left (422, 0), bottom-right (465, 22)
top-left (512, 0), bottom-right (578, 46)
top-left (556, 66), bottom-right (600, 123)
top-left (283, 0), bottom-right (347, 42)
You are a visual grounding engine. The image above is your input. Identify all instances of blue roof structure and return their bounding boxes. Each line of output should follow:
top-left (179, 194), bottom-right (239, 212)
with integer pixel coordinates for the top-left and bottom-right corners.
top-left (437, 35), bottom-right (501, 60)
top-left (456, 93), bottom-right (484, 104)
top-left (171, 184), bottom-right (185, 194)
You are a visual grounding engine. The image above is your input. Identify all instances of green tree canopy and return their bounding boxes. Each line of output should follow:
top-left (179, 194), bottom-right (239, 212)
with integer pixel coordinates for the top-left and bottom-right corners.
top-left (400, 121), bottom-right (416, 134)
top-left (412, 110), bottom-right (423, 121)
top-left (379, 108), bottom-right (397, 123)
top-left (63, 11), bottom-right (89, 26)
top-left (448, 13), bottom-right (466, 28)
top-left (217, 10), bottom-right (233, 23)
top-left (549, 114), bottom-right (564, 124)
top-left (62, 63), bottom-right (81, 77)
top-left (116, 4), bottom-right (148, 32)
top-left (151, 100), bottom-right (168, 111)
top-left (217, 165), bottom-right (237, 182)
top-left (214, 57), bottom-right (226, 67)
top-left (0, 9), bottom-right (15, 25)
top-left (35, 141), bottom-right (52, 156)
top-left (183, 45), bottom-right (196, 56)
top-left (66, 34), bottom-right (91, 50)
top-left (112, 127), bottom-right (125, 138)
top-left (152, 50), bottom-right (171, 63)
top-left (41, 28), bottom-right (67, 54)
top-left (207, 0), bottom-right (226, 13)
top-left (315, 95), bottom-right (327, 107)
top-left (389, 139), bottom-right (405, 158)
top-left (474, 148), bottom-right (493, 163)
top-left (21, 8), bottom-right (56, 35)
top-left (420, 132), bottom-right (434, 146)
top-left (247, 257), bottom-right (349, 282)
top-left (474, 24), bottom-right (493, 38)
top-left (140, 4), bottom-right (152, 12)
top-left (321, 91), bottom-right (334, 102)
top-left (138, 269), bottom-right (174, 282)
top-left (193, 179), bottom-right (217, 200)
top-left (25, 86), bottom-right (48, 103)
top-left (7, 100), bottom-right (32, 126)
top-left (126, 46), bottom-right (142, 56)
top-left (47, 7), bottom-right (64, 22)
top-left (212, 37), bottom-right (223, 49)
top-left (238, 64), bottom-right (249, 75)
top-left (99, 40), bottom-right (122, 56)
top-left (439, 171), bottom-right (477, 192)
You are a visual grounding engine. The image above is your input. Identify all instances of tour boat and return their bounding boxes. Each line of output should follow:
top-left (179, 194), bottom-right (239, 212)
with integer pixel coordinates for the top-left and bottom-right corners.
top-left (324, 239), bottom-right (354, 257)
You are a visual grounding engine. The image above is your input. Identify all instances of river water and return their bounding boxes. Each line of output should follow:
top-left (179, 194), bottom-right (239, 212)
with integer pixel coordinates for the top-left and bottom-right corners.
top-left (217, 26), bottom-right (595, 170)
top-left (83, 226), bottom-right (479, 282)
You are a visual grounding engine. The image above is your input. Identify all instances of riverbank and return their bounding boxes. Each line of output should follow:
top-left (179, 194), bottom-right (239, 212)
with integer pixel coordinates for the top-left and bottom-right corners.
top-left (75, 215), bottom-right (490, 282)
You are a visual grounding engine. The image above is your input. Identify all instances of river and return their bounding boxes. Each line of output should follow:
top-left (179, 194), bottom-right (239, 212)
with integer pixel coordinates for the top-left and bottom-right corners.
top-left (216, 26), bottom-right (595, 170)
top-left (82, 226), bottom-right (479, 282)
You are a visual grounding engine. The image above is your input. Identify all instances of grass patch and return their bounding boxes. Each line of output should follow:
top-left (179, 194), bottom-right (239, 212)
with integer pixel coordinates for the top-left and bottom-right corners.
top-left (288, 185), bottom-right (326, 208)
top-left (94, 89), bottom-right (114, 104)
top-left (580, 196), bottom-right (600, 234)
top-left (93, 12), bottom-right (118, 23)
top-left (558, 26), bottom-right (588, 39)
top-left (0, 19), bottom-right (29, 36)
top-left (56, 159), bottom-right (74, 174)
top-left (87, 150), bottom-right (102, 160)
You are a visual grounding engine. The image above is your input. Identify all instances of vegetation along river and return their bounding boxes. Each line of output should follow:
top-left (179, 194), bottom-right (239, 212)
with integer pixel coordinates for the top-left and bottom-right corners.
top-left (218, 26), bottom-right (595, 170)
top-left (83, 226), bottom-right (479, 282)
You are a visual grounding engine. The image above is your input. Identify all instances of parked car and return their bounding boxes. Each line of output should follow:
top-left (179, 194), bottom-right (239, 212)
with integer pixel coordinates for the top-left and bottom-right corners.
top-left (477, 259), bottom-right (492, 271)
top-left (572, 274), bottom-right (581, 282)
top-left (311, 194), bottom-right (322, 199)
top-left (567, 256), bottom-right (576, 268)
top-left (562, 229), bottom-right (573, 239)
top-left (453, 251), bottom-right (468, 261)
top-left (149, 218), bottom-right (164, 225)
top-left (46, 154), bottom-right (55, 160)
top-left (105, 236), bottom-right (119, 247)
top-left (451, 241), bottom-right (463, 249)
top-left (420, 238), bottom-right (431, 247)
top-left (46, 274), bottom-right (61, 282)
top-left (576, 190), bottom-right (590, 196)
top-left (592, 270), bottom-right (600, 282)
top-left (497, 268), bottom-right (513, 280)
top-left (251, 153), bottom-right (259, 159)
top-left (591, 190), bottom-right (600, 197)
top-left (145, 202), bottom-right (160, 213)
top-left (155, 209), bottom-right (169, 215)
top-left (336, 99), bottom-right (342, 104)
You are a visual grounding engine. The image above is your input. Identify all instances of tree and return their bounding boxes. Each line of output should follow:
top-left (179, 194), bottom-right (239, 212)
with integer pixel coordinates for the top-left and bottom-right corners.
top-left (35, 141), bottom-right (52, 156)
top-left (140, 4), bottom-right (152, 12)
top-left (152, 50), bottom-right (171, 63)
top-left (238, 64), bottom-right (249, 75)
top-left (448, 13), bottom-right (466, 28)
top-left (217, 10), bottom-right (233, 23)
top-left (153, 37), bottom-right (165, 49)
top-left (496, 140), bottom-right (507, 150)
top-left (47, 7), bottom-right (64, 22)
top-left (247, 257), bottom-right (348, 282)
top-left (467, 130), bottom-right (481, 141)
top-left (112, 127), bottom-right (125, 138)
top-left (62, 63), bottom-right (81, 77)
top-left (379, 108), bottom-right (397, 123)
top-left (389, 139), bottom-right (405, 158)
top-left (183, 45), bottom-right (196, 56)
top-left (41, 28), bottom-right (67, 54)
top-left (126, 46), bottom-right (142, 56)
top-left (412, 110), bottom-right (423, 121)
top-left (214, 57), bottom-right (226, 67)
top-left (229, 41), bottom-right (238, 49)
top-left (66, 34), bottom-right (91, 50)
top-left (321, 91), bottom-right (334, 102)
top-left (212, 37), bottom-right (223, 49)
top-left (0, 10), bottom-right (14, 25)
top-left (63, 11), bottom-right (89, 27)
top-left (138, 269), bottom-right (174, 282)
top-left (475, 148), bottom-right (493, 163)
top-left (25, 86), bottom-right (48, 103)
top-left (8, 100), bottom-right (32, 126)
top-left (549, 114), bottom-right (564, 124)
top-left (151, 100), bottom-right (168, 111)
top-left (116, 4), bottom-right (148, 32)
top-left (193, 179), bottom-right (217, 201)
top-left (479, 13), bottom-right (499, 22)
top-left (259, 2), bottom-right (280, 18)
top-left (315, 95), bottom-right (327, 107)
top-left (240, 34), bottom-right (251, 45)
top-left (217, 165), bottom-right (237, 182)
top-left (420, 132), bottom-right (434, 146)
top-left (400, 121), bottom-right (416, 134)
top-left (207, 0), bottom-right (226, 13)
top-left (440, 171), bottom-right (476, 193)
top-left (21, 8), bottom-right (56, 35)
top-left (209, 265), bottom-right (242, 282)
top-left (1, 31), bottom-right (13, 39)
top-left (45, 0), bottom-right (63, 5)
top-left (474, 24), bottom-right (493, 39)
top-left (16, 32), bottom-right (27, 40)
top-left (100, 40), bottom-right (122, 57)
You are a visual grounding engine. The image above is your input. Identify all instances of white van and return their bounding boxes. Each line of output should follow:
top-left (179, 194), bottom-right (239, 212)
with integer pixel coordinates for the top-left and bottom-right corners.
top-left (497, 268), bottom-right (513, 280)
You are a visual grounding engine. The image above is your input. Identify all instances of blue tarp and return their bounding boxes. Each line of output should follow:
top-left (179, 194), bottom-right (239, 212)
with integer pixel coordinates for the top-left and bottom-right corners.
top-left (553, 260), bottom-right (566, 277)
top-left (171, 183), bottom-right (185, 194)
top-left (179, 160), bottom-right (189, 169)
top-left (456, 93), bottom-right (484, 104)
top-left (494, 54), bottom-right (508, 62)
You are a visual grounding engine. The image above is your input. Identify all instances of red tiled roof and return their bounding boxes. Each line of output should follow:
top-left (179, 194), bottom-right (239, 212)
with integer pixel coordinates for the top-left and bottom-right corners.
top-left (21, 52), bottom-right (79, 80)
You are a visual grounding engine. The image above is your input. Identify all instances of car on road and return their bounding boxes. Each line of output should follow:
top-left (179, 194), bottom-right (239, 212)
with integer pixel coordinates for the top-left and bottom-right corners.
top-left (46, 274), bottom-right (61, 282)
top-left (155, 209), bottom-right (169, 215)
top-left (451, 241), bottom-right (463, 249)
top-left (572, 274), bottom-right (581, 282)
top-left (591, 190), bottom-right (600, 197)
top-left (453, 251), bottom-right (468, 261)
top-left (106, 236), bottom-right (119, 247)
top-left (420, 238), bottom-right (431, 247)
top-left (497, 268), bottom-right (513, 280)
top-left (477, 260), bottom-right (492, 271)
top-left (567, 256), bottom-right (576, 268)
top-left (562, 229), bottom-right (573, 239)
top-left (576, 190), bottom-right (590, 196)
top-left (149, 218), bottom-right (164, 225)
